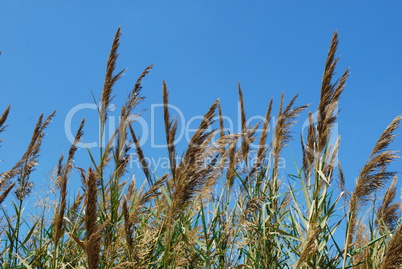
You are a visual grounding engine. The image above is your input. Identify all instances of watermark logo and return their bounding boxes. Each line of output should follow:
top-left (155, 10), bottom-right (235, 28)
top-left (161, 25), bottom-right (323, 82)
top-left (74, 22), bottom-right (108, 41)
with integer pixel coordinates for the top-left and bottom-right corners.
top-left (64, 102), bottom-right (339, 171)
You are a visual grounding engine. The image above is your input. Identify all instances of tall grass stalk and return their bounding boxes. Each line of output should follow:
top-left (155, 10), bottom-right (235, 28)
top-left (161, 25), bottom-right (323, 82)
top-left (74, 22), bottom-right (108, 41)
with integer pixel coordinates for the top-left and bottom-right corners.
top-left (0, 29), bottom-right (401, 268)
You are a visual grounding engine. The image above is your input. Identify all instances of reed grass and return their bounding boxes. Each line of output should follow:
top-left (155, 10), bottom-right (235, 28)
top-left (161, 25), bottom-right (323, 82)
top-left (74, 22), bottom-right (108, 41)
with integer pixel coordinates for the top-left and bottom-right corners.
top-left (0, 28), bottom-right (401, 268)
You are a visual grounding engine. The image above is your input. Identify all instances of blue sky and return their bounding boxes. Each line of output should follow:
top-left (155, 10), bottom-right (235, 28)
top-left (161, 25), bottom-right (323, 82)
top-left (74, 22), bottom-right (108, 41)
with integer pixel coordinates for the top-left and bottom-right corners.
top-left (0, 1), bottom-right (401, 201)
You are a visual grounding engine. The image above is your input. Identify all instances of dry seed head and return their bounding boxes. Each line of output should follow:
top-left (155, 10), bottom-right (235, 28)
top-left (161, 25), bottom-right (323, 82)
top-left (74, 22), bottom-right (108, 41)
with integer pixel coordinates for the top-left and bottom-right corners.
top-left (124, 64), bottom-right (153, 118)
top-left (100, 27), bottom-right (126, 125)
top-left (273, 93), bottom-right (308, 177)
top-left (217, 99), bottom-right (225, 138)
top-left (347, 115), bottom-right (401, 249)
top-left (377, 176), bottom-right (400, 232)
top-left (14, 111), bottom-right (56, 200)
top-left (0, 105), bottom-right (10, 135)
top-left (296, 224), bottom-right (321, 269)
top-left (163, 81), bottom-right (178, 180)
top-left (382, 223), bottom-right (402, 269)
top-left (226, 142), bottom-right (238, 189)
top-left (317, 31), bottom-right (349, 153)
top-left (238, 83), bottom-right (250, 163)
top-left (0, 183), bottom-right (15, 205)
top-left (256, 98), bottom-right (273, 164)
top-left (169, 100), bottom-right (219, 215)
top-left (129, 124), bottom-right (152, 184)
top-left (84, 168), bottom-right (100, 269)
top-left (54, 118), bottom-right (85, 245)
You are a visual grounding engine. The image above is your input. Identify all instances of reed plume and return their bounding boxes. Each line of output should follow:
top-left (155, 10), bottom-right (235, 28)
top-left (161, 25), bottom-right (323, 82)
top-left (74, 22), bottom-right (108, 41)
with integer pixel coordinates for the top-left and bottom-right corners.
top-left (114, 106), bottom-right (131, 179)
top-left (0, 183), bottom-right (15, 205)
top-left (122, 197), bottom-right (135, 261)
top-left (0, 106), bottom-right (12, 201)
top-left (68, 190), bottom-right (84, 223)
top-left (296, 224), bottom-right (321, 269)
top-left (226, 142), bottom-right (237, 189)
top-left (272, 92), bottom-right (308, 178)
top-left (12, 111), bottom-right (56, 201)
top-left (0, 105), bottom-right (10, 138)
top-left (238, 83), bottom-right (249, 163)
top-left (163, 81), bottom-right (178, 181)
top-left (84, 168), bottom-right (101, 269)
top-left (129, 173), bottom-right (167, 225)
top-left (249, 98), bottom-right (273, 176)
top-left (122, 173), bottom-right (167, 264)
top-left (100, 27), bottom-right (125, 127)
top-left (381, 223), bottom-right (402, 269)
top-left (123, 64), bottom-right (153, 117)
top-left (345, 115), bottom-right (401, 262)
top-left (53, 118), bottom-right (85, 248)
top-left (115, 64), bottom-right (153, 180)
top-left (300, 30), bottom-right (349, 190)
top-left (217, 100), bottom-right (225, 138)
top-left (377, 176), bottom-right (400, 232)
top-left (170, 100), bottom-right (218, 216)
top-left (317, 31), bottom-right (349, 153)
top-left (256, 98), bottom-right (273, 164)
top-left (129, 124), bottom-right (152, 184)
top-left (301, 112), bottom-right (316, 183)
top-left (338, 161), bottom-right (348, 201)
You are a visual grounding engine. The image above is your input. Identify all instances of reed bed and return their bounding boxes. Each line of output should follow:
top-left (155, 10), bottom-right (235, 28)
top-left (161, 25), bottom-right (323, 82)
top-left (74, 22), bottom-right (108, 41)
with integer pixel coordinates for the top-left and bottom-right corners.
top-left (0, 28), bottom-right (401, 268)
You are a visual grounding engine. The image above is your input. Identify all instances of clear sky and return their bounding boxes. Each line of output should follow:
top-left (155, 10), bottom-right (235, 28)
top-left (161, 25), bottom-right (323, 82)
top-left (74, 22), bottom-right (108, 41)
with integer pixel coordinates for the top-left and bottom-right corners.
top-left (0, 1), bottom-right (401, 201)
